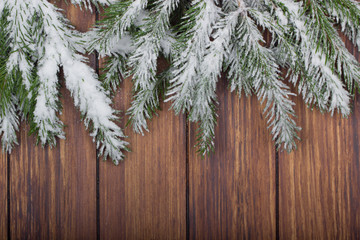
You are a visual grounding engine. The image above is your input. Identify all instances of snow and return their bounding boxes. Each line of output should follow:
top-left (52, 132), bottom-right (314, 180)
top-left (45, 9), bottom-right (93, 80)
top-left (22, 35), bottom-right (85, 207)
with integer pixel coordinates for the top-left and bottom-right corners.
top-left (121, 0), bottom-right (148, 35)
top-left (125, 0), bottom-right (180, 134)
top-left (1, 0), bottom-right (128, 162)
top-left (167, 0), bottom-right (221, 112)
top-left (110, 34), bottom-right (134, 56)
top-left (2, 0), bottom-right (360, 156)
top-left (133, 9), bottom-right (150, 27)
top-left (0, 2), bottom-right (4, 13)
top-left (159, 32), bottom-right (175, 57)
top-left (0, 98), bottom-right (19, 153)
top-left (311, 53), bottom-right (350, 115)
top-left (6, 0), bottom-right (37, 90)
top-left (275, 8), bottom-right (288, 25)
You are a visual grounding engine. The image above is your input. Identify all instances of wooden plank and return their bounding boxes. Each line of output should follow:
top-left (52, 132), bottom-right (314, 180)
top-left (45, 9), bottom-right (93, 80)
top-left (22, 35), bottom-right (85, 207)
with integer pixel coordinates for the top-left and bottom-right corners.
top-left (279, 98), bottom-right (360, 239)
top-left (189, 78), bottom-right (276, 239)
top-left (10, 4), bottom-right (97, 239)
top-left (279, 40), bottom-right (360, 239)
top-left (99, 59), bottom-right (187, 239)
top-left (0, 152), bottom-right (7, 239)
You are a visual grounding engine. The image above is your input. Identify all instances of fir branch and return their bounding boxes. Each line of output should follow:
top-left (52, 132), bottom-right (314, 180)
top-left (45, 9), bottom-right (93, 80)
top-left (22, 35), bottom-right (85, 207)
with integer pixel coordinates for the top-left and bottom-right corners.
top-left (278, 0), bottom-right (353, 116)
top-left (222, 0), bottom-right (238, 12)
top-left (130, 0), bottom-right (179, 91)
top-left (102, 53), bottom-right (127, 93)
top-left (0, 6), bottom-right (19, 152)
top-left (38, 0), bottom-right (129, 163)
top-left (34, 3), bottom-right (66, 145)
top-left (191, 6), bottom-right (242, 154)
top-left (307, 0), bottom-right (360, 90)
top-left (232, 7), bottom-right (300, 151)
top-left (165, 0), bottom-right (222, 153)
top-left (0, 0), bottom-right (129, 163)
top-left (323, 0), bottom-right (360, 50)
top-left (0, 96), bottom-right (19, 153)
top-left (85, 0), bottom-right (360, 156)
top-left (127, 0), bottom-right (179, 133)
top-left (6, 1), bottom-right (36, 90)
top-left (126, 77), bottom-right (165, 135)
top-left (167, 0), bottom-right (221, 114)
top-left (63, 60), bottom-right (129, 164)
top-left (87, 0), bottom-right (146, 56)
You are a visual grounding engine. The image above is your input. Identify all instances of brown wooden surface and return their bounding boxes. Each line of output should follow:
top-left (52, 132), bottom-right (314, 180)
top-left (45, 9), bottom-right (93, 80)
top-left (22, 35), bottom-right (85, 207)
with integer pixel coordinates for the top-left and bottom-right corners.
top-left (189, 79), bottom-right (276, 239)
top-left (279, 41), bottom-right (360, 239)
top-left (279, 99), bottom-right (360, 239)
top-left (0, 152), bottom-right (7, 240)
top-left (3, 2), bottom-right (360, 240)
top-left (9, 4), bottom-right (97, 239)
top-left (99, 59), bottom-right (187, 239)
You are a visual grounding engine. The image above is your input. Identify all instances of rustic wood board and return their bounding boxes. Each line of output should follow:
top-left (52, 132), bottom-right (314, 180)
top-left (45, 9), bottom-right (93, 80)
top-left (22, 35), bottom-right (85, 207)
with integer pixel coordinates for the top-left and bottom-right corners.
top-left (279, 98), bottom-right (360, 239)
top-left (189, 78), bottom-right (276, 239)
top-left (5, 2), bottom-right (360, 239)
top-left (0, 153), bottom-right (7, 239)
top-left (279, 40), bottom-right (360, 239)
top-left (99, 60), bottom-right (187, 239)
top-left (9, 4), bottom-right (97, 239)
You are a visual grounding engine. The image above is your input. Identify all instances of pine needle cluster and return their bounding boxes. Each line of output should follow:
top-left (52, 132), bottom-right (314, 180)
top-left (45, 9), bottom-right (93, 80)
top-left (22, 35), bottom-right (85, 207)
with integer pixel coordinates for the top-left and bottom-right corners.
top-left (87, 0), bottom-right (360, 155)
top-left (2, 0), bottom-right (360, 162)
top-left (0, 0), bottom-right (128, 164)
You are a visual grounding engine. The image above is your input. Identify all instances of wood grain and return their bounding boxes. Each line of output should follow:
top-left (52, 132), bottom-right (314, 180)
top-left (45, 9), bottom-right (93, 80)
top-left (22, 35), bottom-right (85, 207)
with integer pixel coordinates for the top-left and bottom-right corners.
top-left (10, 4), bottom-right (97, 239)
top-left (5, 2), bottom-right (360, 240)
top-left (279, 40), bottom-right (360, 239)
top-left (279, 98), bottom-right (360, 239)
top-left (189, 78), bottom-right (276, 239)
top-left (0, 152), bottom-right (7, 239)
top-left (99, 59), bottom-right (187, 240)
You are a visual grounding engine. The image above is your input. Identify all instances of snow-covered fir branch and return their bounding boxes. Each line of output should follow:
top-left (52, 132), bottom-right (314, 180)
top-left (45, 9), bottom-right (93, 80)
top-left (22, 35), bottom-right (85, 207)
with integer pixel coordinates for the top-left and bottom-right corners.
top-left (0, 6), bottom-right (20, 152)
top-left (84, 0), bottom-right (360, 155)
top-left (35, 1), bottom-right (67, 146)
top-left (0, 0), bottom-right (129, 164)
top-left (190, 6), bottom-right (243, 154)
top-left (6, 1), bottom-right (36, 91)
top-left (273, 0), bottom-right (354, 116)
top-left (87, 0), bottom-right (146, 56)
top-left (167, 0), bottom-right (221, 113)
top-left (126, 0), bottom-right (180, 134)
top-left (324, 0), bottom-right (360, 50)
top-left (222, 1), bottom-right (300, 151)
top-left (0, 97), bottom-right (19, 153)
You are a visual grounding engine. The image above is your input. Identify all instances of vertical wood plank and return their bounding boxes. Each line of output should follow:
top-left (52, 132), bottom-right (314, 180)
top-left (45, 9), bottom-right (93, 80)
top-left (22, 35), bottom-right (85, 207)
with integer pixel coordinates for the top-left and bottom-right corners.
top-left (189, 78), bottom-right (276, 239)
top-left (10, 4), bottom-right (97, 239)
top-left (279, 98), bottom-right (360, 239)
top-left (99, 59), bottom-right (187, 239)
top-left (10, 126), bottom-right (60, 239)
top-left (0, 153), bottom-right (7, 239)
top-left (59, 3), bottom-right (97, 238)
top-left (279, 40), bottom-right (360, 239)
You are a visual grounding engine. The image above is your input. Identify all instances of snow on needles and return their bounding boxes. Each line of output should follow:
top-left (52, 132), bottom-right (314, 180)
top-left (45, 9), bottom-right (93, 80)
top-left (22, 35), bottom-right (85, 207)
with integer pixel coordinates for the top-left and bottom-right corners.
top-left (86, 0), bottom-right (360, 154)
top-left (0, 0), bottom-right (129, 164)
top-left (2, 0), bottom-right (360, 158)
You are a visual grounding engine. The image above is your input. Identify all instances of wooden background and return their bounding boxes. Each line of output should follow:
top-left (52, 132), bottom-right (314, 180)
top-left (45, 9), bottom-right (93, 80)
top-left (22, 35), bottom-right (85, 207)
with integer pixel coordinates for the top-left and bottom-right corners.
top-left (0, 2), bottom-right (360, 239)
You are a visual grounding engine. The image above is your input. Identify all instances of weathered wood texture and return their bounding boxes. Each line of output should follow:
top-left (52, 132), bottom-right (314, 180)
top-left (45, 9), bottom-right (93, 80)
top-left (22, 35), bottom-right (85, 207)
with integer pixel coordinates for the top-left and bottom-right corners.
top-left (279, 39), bottom-right (360, 239)
top-left (0, 153), bottom-right (7, 240)
top-left (279, 98), bottom-right (360, 239)
top-left (9, 4), bottom-right (97, 239)
top-left (99, 59), bottom-right (187, 239)
top-left (3, 2), bottom-right (360, 240)
top-left (189, 79), bottom-right (276, 239)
